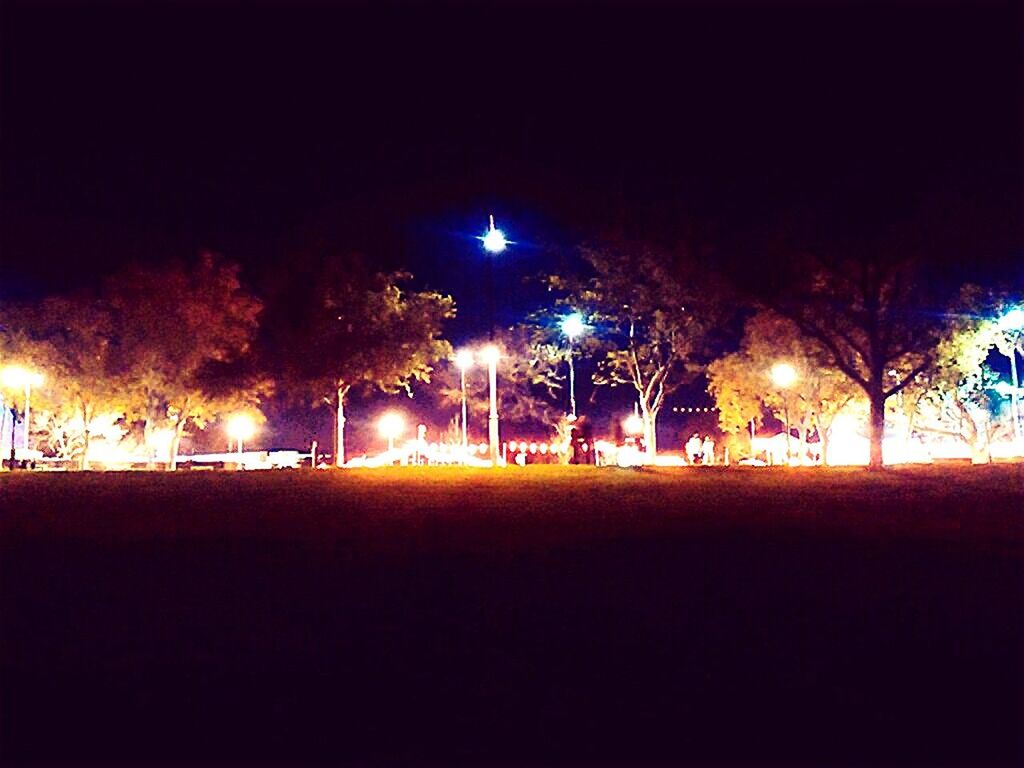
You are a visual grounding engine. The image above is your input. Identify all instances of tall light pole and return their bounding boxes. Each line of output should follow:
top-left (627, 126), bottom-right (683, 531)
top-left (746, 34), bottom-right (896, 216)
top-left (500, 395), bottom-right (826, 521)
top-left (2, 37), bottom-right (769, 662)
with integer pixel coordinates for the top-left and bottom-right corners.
top-left (455, 349), bottom-right (474, 457)
top-left (771, 362), bottom-right (798, 465)
top-left (480, 214), bottom-right (508, 340)
top-left (1, 366), bottom-right (44, 452)
top-left (481, 344), bottom-right (501, 466)
top-left (560, 312), bottom-right (586, 419)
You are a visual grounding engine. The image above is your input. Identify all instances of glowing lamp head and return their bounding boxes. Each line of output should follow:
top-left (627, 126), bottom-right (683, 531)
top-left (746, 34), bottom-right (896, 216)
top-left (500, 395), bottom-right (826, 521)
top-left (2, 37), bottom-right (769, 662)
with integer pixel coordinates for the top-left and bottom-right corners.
top-left (560, 312), bottom-right (586, 341)
top-left (480, 214), bottom-right (508, 254)
top-left (378, 412), bottom-right (405, 441)
top-left (226, 413), bottom-right (256, 442)
top-left (771, 362), bottom-right (798, 389)
top-left (480, 345), bottom-right (500, 365)
top-left (1, 366), bottom-right (44, 389)
top-left (455, 348), bottom-right (475, 371)
top-left (999, 307), bottom-right (1024, 331)
top-left (624, 414), bottom-right (644, 436)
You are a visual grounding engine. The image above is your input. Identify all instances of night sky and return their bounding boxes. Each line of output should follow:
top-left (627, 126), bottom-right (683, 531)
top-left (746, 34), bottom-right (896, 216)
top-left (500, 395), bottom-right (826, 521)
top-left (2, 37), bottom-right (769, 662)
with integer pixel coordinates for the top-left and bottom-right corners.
top-left (2, 0), bottom-right (1022, 449)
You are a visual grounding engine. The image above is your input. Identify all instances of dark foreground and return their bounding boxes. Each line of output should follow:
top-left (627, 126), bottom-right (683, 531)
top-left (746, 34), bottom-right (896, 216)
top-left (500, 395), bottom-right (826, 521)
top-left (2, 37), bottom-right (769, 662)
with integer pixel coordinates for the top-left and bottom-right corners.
top-left (2, 466), bottom-right (1022, 767)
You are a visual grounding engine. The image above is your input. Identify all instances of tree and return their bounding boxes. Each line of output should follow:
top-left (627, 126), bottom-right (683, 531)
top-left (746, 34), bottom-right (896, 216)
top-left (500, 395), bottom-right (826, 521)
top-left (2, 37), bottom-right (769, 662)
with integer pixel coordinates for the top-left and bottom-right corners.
top-left (269, 253), bottom-right (454, 466)
top-left (707, 311), bottom-right (861, 464)
top-left (910, 285), bottom-right (1013, 461)
top-left (105, 253), bottom-right (267, 469)
top-left (547, 241), bottom-right (723, 454)
top-left (0, 295), bottom-right (129, 469)
top-left (772, 253), bottom-right (943, 468)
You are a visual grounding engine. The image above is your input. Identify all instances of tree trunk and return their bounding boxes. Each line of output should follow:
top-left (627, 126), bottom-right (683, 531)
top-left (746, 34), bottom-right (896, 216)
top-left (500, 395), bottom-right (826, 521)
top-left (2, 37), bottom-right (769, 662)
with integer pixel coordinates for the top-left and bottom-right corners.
top-left (868, 389), bottom-right (886, 469)
top-left (335, 386), bottom-right (346, 468)
top-left (167, 420), bottom-right (184, 471)
top-left (819, 425), bottom-right (830, 466)
top-left (144, 420), bottom-right (156, 470)
top-left (641, 403), bottom-right (659, 456)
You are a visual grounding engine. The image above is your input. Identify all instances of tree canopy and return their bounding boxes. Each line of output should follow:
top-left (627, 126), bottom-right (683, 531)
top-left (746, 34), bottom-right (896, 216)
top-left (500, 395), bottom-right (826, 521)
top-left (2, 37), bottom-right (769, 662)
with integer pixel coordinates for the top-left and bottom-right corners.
top-left (546, 240), bottom-right (725, 453)
top-left (264, 252), bottom-right (455, 464)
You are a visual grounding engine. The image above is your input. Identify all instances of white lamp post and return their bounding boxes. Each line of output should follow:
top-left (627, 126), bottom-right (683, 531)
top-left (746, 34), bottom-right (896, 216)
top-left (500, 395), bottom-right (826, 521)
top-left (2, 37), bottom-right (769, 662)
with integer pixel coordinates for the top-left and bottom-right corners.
top-left (770, 362), bottom-right (798, 465)
top-left (560, 312), bottom-right (586, 418)
top-left (1, 366), bottom-right (44, 452)
top-left (481, 344), bottom-right (501, 466)
top-left (455, 349), bottom-right (474, 458)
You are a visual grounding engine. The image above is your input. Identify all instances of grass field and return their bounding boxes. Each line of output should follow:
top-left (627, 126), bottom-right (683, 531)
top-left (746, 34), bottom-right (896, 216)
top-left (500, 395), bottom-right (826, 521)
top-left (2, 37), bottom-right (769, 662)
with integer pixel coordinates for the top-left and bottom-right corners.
top-left (2, 466), bottom-right (1023, 766)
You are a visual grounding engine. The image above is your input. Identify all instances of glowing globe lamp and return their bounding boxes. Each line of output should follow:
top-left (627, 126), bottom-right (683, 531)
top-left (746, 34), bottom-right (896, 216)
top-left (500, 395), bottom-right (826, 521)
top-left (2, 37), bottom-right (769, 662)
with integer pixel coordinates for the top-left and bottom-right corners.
top-left (771, 362), bottom-right (798, 389)
top-left (561, 312), bottom-right (586, 341)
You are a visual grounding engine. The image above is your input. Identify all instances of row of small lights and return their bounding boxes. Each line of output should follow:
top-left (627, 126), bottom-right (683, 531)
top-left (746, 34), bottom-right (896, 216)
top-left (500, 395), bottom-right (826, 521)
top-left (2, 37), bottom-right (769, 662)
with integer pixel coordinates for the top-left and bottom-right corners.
top-left (403, 440), bottom-right (571, 456)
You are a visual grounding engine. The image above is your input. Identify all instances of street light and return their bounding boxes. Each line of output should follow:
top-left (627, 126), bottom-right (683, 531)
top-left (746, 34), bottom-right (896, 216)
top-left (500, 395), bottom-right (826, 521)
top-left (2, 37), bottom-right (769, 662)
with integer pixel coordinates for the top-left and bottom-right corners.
top-left (770, 362), bottom-right (798, 464)
top-left (378, 411), bottom-right (405, 453)
top-left (624, 413), bottom-right (644, 436)
top-left (998, 307), bottom-right (1024, 331)
top-left (455, 349), bottom-right (474, 457)
top-left (480, 344), bottom-right (501, 466)
top-left (479, 214), bottom-right (509, 338)
top-left (226, 413), bottom-right (256, 455)
top-left (1, 365), bottom-right (44, 452)
top-left (560, 312), bottom-right (586, 419)
top-left (480, 214), bottom-right (507, 254)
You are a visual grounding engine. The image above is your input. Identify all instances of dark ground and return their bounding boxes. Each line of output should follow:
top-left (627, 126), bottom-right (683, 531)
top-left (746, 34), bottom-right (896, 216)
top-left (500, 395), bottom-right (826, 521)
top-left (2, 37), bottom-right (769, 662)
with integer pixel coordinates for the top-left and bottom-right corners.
top-left (1, 466), bottom-right (1022, 767)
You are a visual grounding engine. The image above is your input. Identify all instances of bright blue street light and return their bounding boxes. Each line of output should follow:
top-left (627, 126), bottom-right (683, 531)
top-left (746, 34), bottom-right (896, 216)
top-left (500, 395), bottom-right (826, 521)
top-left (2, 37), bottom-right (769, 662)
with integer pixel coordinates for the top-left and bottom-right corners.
top-left (999, 307), bottom-right (1024, 331)
top-left (560, 312), bottom-right (586, 342)
top-left (480, 214), bottom-right (507, 254)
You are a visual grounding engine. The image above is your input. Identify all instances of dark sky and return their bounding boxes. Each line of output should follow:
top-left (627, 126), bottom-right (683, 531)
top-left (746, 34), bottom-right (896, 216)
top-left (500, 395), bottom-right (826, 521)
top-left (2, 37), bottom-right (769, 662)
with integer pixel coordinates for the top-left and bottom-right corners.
top-left (2, 0), bottom-right (1022, 448)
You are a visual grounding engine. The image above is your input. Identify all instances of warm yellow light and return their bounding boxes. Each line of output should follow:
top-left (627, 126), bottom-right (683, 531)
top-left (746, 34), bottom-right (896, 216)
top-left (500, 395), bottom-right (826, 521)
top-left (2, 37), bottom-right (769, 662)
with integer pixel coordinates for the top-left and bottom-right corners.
top-left (1, 365), bottom-right (44, 389)
top-left (480, 345), bottom-right (500, 365)
top-left (455, 348), bottom-right (475, 370)
top-left (624, 414), bottom-right (644, 436)
top-left (226, 413), bottom-right (256, 442)
top-left (770, 362), bottom-right (798, 388)
top-left (378, 411), bottom-right (405, 440)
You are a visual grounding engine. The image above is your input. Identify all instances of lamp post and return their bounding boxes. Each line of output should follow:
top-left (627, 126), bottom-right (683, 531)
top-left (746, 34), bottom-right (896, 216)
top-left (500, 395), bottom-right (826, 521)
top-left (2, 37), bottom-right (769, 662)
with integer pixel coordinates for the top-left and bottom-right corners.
top-left (227, 413), bottom-right (256, 457)
top-left (480, 215), bottom-right (508, 339)
top-left (481, 344), bottom-right (501, 466)
top-left (455, 349), bottom-right (474, 458)
top-left (481, 214), bottom-right (507, 255)
top-left (560, 312), bottom-right (586, 419)
top-left (770, 362), bottom-right (798, 465)
top-left (1, 366), bottom-right (44, 452)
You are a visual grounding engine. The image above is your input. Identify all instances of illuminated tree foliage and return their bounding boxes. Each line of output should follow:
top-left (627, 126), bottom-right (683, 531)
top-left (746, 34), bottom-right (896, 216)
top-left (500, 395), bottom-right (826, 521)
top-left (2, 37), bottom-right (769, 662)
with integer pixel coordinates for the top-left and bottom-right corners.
top-left (772, 253), bottom-right (943, 468)
top-left (105, 253), bottom-right (267, 469)
top-left (706, 311), bottom-right (861, 464)
top-left (905, 285), bottom-right (1015, 460)
top-left (268, 253), bottom-right (454, 465)
top-left (548, 241), bottom-right (723, 454)
top-left (0, 296), bottom-right (128, 468)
